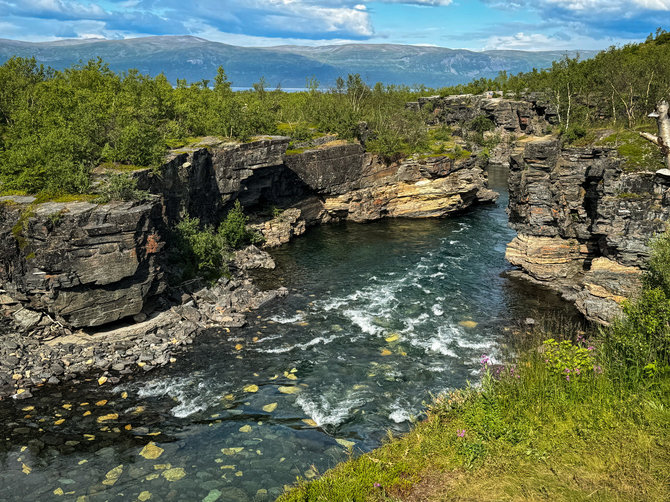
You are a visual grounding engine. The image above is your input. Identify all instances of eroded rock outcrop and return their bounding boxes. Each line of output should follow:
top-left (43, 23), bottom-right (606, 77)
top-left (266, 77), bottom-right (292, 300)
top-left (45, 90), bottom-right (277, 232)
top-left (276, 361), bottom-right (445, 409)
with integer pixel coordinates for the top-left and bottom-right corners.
top-left (408, 94), bottom-right (557, 134)
top-left (506, 137), bottom-right (670, 323)
top-left (320, 154), bottom-right (497, 222)
top-left (272, 144), bottom-right (498, 228)
top-left (0, 134), bottom-right (497, 397)
top-left (2, 137), bottom-right (497, 329)
top-left (0, 197), bottom-right (165, 328)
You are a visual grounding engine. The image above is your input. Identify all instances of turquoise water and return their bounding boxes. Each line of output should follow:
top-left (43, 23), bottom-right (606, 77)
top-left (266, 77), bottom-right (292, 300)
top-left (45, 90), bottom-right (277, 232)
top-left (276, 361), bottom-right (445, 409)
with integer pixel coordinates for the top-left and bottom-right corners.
top-left (0, 167), bottom-right (576, 501)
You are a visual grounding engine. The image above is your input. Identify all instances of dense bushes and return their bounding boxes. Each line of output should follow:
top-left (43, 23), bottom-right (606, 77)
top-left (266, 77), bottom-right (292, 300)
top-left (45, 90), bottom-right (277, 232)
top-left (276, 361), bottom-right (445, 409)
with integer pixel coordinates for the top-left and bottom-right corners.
top-left (605, 230), bottom-right (670, 379)
top-left (3, 29), bottom-right (670, 198)
top-left (0, 58), bottom-right (430, 196)
top-left (438, 29), bottom-right (670, 134)
top-left (96, 173), bottom-right (150, 203)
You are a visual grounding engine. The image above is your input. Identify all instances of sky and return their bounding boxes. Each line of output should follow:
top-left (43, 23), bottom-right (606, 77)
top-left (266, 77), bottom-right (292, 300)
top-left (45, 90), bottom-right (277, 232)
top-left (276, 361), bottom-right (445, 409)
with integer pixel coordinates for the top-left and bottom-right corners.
top-left (0, 0), bottom-right (669, 50)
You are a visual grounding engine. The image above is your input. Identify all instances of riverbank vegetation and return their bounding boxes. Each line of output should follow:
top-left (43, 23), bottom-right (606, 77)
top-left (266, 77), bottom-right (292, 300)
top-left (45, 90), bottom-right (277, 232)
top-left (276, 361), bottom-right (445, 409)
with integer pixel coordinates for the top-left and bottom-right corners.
top-left (278, 231), bottom-right (670, 501)
top-left (171, 201), bottom-right (262, 282)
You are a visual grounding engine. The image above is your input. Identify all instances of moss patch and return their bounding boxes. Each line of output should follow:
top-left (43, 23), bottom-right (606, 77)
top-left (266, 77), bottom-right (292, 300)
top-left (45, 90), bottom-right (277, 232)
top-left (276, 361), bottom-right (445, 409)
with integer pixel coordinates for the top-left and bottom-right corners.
top-left (285, 148), bottom-right (307, 156)
top-left (596, 129), bottom-right (665, 172)
top-left (98, 162), bottom-right (149, 173)
top-left (11, 207), bottom-right (35, 250)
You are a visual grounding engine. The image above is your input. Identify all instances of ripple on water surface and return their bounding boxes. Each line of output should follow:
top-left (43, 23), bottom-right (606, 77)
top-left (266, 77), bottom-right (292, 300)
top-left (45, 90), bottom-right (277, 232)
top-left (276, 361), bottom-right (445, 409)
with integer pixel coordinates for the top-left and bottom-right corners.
top-left (0, 177), bottom-right (579, 501)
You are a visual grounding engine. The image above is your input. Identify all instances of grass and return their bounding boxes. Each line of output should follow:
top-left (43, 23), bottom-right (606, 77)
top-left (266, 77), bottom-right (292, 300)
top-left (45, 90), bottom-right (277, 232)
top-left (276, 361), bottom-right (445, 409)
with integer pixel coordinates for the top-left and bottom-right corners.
top-left (165, 136), bottom-right (232, 150)
top-left (601, 130), bottom-right (665, 172)
top-left (0, 189), bottom-right (98, 204)
top-left (565, 125), bottom-right (665, 172)
top-left (279, 335), bottom-right (670, 502)
top-left (584, 127), bottom-right (665, 173)
top-left (616, 192), bottom-right (646, 200)
top-left (286, 148), bottom-right (308, 156)
top-left (279, 229), bottom-right (670, 502)
top-left (97, 162), bottom-right (149, 172)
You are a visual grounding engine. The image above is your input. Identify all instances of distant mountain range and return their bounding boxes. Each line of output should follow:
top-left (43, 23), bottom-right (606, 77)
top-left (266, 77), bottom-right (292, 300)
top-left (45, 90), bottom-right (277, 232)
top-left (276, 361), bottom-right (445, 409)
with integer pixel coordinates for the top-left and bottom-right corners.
top-left (0, 36), bottom-right (597, 88)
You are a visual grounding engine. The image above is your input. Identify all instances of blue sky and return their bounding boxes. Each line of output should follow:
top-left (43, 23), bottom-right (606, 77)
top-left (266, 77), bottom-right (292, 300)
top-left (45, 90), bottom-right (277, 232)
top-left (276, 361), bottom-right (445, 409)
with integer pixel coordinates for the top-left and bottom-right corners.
top-left (0, 0), bottom-right (669, 50)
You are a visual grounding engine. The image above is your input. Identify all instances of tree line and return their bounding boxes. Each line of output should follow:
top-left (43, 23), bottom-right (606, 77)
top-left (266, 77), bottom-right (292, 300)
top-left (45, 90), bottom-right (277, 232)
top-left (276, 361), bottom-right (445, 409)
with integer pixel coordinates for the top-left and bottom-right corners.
top-left (439, 28), bottom-right (670, 133)
top-left (0, 60), bottom-right (429, 196)
top-left (1, 28), bottom-right (668, 196)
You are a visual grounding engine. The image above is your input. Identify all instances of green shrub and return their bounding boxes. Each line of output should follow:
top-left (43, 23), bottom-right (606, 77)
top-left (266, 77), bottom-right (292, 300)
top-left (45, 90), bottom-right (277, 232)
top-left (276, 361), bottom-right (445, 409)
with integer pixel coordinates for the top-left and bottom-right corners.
top-left (171, 202), bottom-right (262, 282)
top-left (604, 230), bottom-right (670, 378)
top-left (469, 115), bottom-right (495, 134)
top-left (563, 125), bottom-right (587, 144)
top-left (218, 200), bottom-right (262, 250)
top-left (96, 173), bottom-right (151, 203)
top-left (173, 215), bottom-right (227, 281)
top-left (543, 338), bottom-right (596, 381)
top-left (431, 125), bottom-right (452, 141)
top-left (647, 230), bottom-right (670, 295)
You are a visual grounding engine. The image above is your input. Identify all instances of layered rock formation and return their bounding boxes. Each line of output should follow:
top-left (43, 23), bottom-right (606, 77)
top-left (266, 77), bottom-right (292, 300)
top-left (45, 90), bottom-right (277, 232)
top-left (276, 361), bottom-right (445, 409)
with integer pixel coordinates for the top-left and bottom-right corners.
top-left (506, 137), bottom-right (670, 323)
top-left (0, 134), bottom-right (497, 397)
top-left (319, 154), bottom-right (497, 222)
top-left (0, 198), bottom-right (165, 328)
top-left (407, 94), bottom-right (557, 134)
top-left (0, 136), bottom-right (496, 336)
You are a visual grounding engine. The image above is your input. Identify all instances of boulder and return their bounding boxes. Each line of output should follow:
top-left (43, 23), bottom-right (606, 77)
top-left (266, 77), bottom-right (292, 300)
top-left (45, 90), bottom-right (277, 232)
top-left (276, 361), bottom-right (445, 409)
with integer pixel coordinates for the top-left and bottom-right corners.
top-left (233, 245), bottom-right (276, 270)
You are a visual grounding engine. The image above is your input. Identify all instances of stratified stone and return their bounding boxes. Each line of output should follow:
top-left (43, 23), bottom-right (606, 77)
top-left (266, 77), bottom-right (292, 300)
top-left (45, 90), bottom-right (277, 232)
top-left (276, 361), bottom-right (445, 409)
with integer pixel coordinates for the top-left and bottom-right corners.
top-left (506, 136), bottom-right (670, 324)
top-left (1, 199), bottom-right (165, 328)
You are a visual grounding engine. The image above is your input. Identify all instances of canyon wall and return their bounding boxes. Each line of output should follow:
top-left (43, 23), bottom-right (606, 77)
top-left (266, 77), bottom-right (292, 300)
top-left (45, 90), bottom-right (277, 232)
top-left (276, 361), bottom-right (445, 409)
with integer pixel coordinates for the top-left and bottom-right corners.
top-left (407, 94), bottom-right (557, 135)
top-left (0, 137), bottom-right (496, 334)
top-left (506, 138), bottom-right (670, 323)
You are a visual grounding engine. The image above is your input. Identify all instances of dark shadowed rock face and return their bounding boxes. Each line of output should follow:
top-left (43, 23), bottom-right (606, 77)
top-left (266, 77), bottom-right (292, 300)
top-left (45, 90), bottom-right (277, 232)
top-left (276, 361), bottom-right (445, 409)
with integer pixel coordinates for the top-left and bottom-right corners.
top-left (0, 198), bottom-right (165, 328)
top-left (284, 143), bottom-right (367, 195)
top-left (141, 136), bottom-right (308, 226)
top-left (506, 137), bottom-right (670, 323)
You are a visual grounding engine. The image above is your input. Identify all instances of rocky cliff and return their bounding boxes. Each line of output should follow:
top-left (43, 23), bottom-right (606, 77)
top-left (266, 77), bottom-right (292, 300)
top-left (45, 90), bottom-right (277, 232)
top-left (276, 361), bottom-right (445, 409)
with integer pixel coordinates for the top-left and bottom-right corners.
top-left (407, 94), bottom-right (557, 134)
top-left (0, 198), bottom-right (165, 329)
top-left (506, 137), bottom-right (670, 323)
top-left (0, 136), bottom-right (496, 341)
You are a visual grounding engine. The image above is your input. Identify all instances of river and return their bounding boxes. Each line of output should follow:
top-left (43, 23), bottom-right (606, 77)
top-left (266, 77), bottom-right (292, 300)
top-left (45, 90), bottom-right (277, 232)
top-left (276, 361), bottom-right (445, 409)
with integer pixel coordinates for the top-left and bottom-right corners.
top-left (0, 165), bottom-right (577, 501)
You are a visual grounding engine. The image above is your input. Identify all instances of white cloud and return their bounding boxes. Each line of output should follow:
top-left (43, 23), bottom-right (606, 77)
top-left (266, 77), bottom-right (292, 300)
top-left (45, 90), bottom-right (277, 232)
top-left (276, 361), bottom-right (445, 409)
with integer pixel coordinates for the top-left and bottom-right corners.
top-left (483, 30), bottom-right (643, 51)
top-left (379, 0), bottom-right (452, 4)
top-left (632, 0), bottom-right (670, 9)
top-left (484, 32), bottom-right (558, 50)
top-left (513, 0), bottom-right (670, 12)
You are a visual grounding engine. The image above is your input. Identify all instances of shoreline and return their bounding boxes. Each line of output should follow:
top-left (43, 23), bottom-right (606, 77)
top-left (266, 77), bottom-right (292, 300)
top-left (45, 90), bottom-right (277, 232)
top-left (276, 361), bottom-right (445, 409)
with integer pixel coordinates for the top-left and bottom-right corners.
top-left (0, 248), bottom-right (288, 401)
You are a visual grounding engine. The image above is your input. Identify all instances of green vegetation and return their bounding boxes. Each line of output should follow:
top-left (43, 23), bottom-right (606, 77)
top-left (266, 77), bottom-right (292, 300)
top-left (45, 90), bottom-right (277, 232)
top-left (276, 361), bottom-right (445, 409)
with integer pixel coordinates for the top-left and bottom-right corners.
top-left (2, 30), bottom-right (670, 198)
top-left (218, 200), bottom-right (261, 250)
top-left (95, 173), bottom-right (151, 203)
top-left (279, 231), bottom-right (670, 501)
top-left (439, 29), bottom-right (670, 130)
top-left (436, 29), bottom-right (670, 168)
top-left (0, 59), bottom-right (438, 198)
top-left (171, 201), bottom-right (261, 282)
top-left (599, 130), bottom-right (666, 171)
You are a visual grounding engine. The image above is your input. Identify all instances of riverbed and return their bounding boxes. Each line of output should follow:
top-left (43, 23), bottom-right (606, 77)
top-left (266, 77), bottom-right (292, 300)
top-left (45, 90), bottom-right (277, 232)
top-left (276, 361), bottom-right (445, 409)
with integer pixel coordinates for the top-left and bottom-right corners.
top-left (0, 166), bottom-right (577, 502)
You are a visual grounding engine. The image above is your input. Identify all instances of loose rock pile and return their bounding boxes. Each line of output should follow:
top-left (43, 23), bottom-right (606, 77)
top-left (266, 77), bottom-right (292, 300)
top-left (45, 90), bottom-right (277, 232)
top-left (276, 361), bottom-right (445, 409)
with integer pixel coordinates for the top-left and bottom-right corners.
top-left (0, 249), bottom-right (284, 400)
